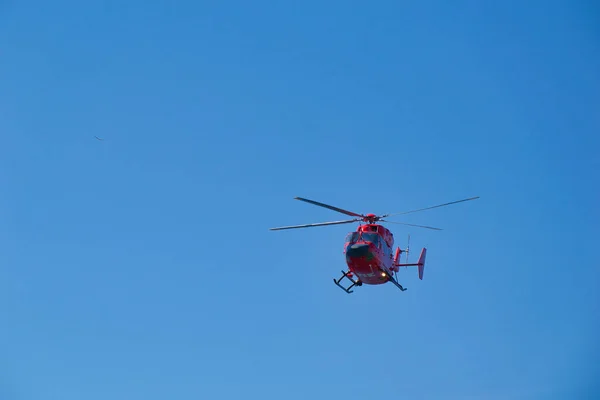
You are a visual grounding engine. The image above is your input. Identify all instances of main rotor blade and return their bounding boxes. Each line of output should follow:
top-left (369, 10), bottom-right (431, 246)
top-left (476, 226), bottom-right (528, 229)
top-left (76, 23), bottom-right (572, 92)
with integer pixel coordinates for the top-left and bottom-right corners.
top-left (382, 196), bottom-right (480, 218)
top-left (294, 197), bottom-right (364, 218)
top-left (381, 220), bottom-right (443, 231)
top-left (269, 219), bottom-right (359, 231)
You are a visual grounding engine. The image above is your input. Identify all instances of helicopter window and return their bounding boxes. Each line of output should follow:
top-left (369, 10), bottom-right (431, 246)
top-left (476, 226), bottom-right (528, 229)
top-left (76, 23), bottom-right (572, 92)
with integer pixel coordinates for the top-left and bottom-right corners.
top-left (346, 232), bottom-right (381, 246)
top-left (383, 242), bottom-right (391, 257)
top-left (345, 232), bottom-right (360, 243)
top-left (361, 233), bottom-right (380, 246)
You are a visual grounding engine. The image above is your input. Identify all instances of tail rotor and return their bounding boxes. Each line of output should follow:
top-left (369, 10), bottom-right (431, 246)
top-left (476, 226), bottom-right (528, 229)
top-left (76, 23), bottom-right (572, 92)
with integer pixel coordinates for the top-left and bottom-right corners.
top-left (392, 233), bottom-right (426, 280)
top-left (394, 234), bottom-right (410, 282)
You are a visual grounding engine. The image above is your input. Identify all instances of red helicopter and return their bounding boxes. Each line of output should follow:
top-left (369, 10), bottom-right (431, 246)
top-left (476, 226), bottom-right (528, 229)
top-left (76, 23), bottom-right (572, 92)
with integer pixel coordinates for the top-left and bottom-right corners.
top-left (270, 196), bottom-right (479, 294)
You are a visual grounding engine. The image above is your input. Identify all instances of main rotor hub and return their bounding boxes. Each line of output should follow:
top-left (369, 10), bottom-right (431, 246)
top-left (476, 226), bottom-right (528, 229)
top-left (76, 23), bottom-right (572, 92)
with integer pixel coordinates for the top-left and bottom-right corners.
top-left (364, 213), bottom-right (379, 223)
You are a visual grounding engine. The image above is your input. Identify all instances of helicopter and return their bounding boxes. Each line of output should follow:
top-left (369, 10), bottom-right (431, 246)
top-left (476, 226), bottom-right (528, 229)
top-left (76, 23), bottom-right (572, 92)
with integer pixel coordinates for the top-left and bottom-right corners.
top-left (270, 196), bottom-right (479, 294)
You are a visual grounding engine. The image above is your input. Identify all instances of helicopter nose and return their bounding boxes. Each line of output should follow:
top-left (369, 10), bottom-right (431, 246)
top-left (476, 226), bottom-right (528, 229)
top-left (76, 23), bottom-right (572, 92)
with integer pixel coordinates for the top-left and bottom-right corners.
top-left (346, 243), bottom-right (370, 258)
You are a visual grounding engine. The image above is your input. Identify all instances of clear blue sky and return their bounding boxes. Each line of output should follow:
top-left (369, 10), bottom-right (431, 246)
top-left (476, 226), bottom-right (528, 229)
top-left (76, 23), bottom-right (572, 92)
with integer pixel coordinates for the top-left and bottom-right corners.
top-left (2, 1), bottom-right (598, 399)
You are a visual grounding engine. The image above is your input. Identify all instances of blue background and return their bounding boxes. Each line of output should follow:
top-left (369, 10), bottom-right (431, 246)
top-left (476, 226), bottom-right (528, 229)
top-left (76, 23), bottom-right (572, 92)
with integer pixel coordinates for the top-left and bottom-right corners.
top-left (1, 1), bottom-right (598, 399)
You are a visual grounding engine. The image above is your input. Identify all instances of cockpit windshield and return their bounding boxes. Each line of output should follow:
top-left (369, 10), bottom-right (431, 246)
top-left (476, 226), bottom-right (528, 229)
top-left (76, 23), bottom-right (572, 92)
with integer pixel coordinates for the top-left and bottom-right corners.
top-left (345, 232), bottom-right (380, 246)
top-left (361, 233), bottom-right (380, 246)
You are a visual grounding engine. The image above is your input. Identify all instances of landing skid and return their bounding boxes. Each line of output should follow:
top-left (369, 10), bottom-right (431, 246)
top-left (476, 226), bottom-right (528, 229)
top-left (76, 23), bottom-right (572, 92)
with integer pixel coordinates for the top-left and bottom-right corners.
top-left (387, 273), bottom-right (408, 292)
top-left (333, 270), bottom-right (362, 294)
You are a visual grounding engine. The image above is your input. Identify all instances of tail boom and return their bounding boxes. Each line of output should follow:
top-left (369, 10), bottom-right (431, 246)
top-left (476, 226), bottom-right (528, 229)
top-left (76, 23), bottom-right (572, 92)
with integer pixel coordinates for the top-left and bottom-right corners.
top-left (393, 248), bottom-right (427, 280)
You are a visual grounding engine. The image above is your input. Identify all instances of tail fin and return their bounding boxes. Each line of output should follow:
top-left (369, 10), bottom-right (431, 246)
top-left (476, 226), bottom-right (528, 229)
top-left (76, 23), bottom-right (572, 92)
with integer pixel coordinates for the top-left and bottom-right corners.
top-left (417, 248), bottom-right (426, 280)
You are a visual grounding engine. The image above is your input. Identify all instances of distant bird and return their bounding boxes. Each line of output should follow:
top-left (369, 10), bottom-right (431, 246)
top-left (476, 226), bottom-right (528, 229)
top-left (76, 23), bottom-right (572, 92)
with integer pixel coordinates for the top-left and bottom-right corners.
top-left (94, 136), bottom-right (104, 141)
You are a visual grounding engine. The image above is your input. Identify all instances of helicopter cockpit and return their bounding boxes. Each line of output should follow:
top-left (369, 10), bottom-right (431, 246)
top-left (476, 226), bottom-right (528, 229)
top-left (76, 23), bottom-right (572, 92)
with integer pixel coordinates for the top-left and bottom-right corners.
top-left (345, 232), bottom-right (381, 247)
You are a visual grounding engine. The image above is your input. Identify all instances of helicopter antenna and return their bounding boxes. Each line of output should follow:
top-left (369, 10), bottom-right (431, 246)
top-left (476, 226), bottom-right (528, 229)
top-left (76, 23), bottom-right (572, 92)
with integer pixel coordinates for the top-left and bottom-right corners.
top-left (406, 234), bottom-right (410, 265)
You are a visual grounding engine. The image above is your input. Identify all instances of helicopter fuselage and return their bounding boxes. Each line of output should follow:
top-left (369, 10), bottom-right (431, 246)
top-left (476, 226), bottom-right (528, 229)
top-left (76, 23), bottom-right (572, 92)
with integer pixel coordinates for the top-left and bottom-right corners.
top-left (343, 223), bottom-right (396, 285)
